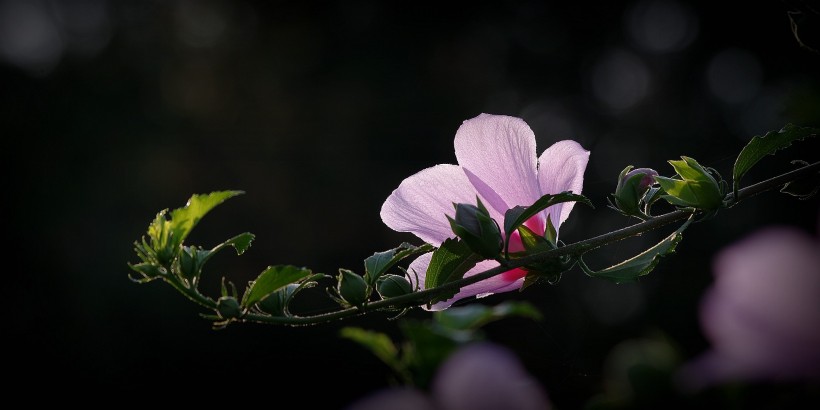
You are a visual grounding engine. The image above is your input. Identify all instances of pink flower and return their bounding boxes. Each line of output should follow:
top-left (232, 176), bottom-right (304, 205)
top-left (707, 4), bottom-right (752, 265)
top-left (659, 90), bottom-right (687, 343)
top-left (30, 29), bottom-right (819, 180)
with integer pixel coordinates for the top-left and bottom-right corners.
top-left (678, 225), bottom-right (820, 389)
top-left (381, 114), bottom-right (589, 310)
top-left (346, 343), bottom-right (552, 410)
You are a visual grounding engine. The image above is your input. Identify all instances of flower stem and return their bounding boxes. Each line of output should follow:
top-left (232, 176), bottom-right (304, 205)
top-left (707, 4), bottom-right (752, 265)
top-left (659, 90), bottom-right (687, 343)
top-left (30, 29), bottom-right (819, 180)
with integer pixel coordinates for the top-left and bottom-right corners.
top-left (239, 160), bottom-right (819, 326)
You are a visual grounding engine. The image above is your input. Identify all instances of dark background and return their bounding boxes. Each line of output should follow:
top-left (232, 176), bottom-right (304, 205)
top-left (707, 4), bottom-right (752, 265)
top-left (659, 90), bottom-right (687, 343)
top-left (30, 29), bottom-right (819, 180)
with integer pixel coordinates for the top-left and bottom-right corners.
top-left (4, 0), bottom-right (819, 407)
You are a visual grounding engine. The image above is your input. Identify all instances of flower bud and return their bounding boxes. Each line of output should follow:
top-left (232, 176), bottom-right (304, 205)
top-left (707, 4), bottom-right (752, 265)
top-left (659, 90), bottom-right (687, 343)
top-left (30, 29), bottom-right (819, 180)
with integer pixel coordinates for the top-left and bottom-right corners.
top-left (337, 269), bottom-right (369, 307)
top-left (656, 156), bottom-right (723, 210)
top-left (376, 274), bottom-right (413, 299)
top-left (448, 198), bottom-right (503, 258)
top-left (178, 246), bottom-right (199, 279)
top-left (613, 166), bottom-right (658, 216)
top-left (216, 296), bottom-right (242, 319)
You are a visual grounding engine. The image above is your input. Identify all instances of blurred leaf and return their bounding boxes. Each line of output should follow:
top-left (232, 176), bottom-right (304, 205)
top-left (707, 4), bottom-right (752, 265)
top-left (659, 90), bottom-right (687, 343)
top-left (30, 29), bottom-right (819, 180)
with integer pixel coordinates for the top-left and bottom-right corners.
top-left (364, 243), bottom-right (433, 286)
top-left (241, 265), bottom-right (312, 308)
top-left (424, 239), bottom-right (481, 304)
top-left (340, 327), bottom-right (401, 369)
top-left (733, 124), bottom-right (817, 192)
top-left (400, 321), bottom-right (463, 388)
top-left (433, 301), bottom-right (542, 331)
top-left (503, 192), bottom-right (592, 256)
top-left (580, 217), bottom-right (693, 283)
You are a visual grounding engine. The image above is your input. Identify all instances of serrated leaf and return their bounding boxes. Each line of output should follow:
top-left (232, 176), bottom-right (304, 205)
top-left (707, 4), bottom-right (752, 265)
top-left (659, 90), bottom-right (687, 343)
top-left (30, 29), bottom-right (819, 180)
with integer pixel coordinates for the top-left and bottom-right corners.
top-left (340, 327), bottom-right (400, 369)
top-left (580, 217), bottom-right (693, 283)
top-left (241, 265), bottom-right (312, 308)
top-left (424, 239), bottom-right (481, 304)
top-left (168, 191), bottom-right (244, 250)
top-left (433, 301), bottom-right (542, 331)
top-left (503, 192), bottom-right (592, 256)
top-left (733, 124), bottom-right (818, 193)
top-left (364, 243), bottom-right (433, 286)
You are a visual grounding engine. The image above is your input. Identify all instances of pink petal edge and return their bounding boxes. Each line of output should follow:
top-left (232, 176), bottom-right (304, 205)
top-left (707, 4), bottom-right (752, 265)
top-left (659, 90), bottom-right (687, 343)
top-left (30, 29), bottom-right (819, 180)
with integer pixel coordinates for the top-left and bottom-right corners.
top-left (537, 140), bottom-right (590, 229)
top-left (408, 254), bottom-right (521, 311)
top-left (454, 114), bottom-right (542, 218)
top-left (380, 164), bottom-right (478, 247)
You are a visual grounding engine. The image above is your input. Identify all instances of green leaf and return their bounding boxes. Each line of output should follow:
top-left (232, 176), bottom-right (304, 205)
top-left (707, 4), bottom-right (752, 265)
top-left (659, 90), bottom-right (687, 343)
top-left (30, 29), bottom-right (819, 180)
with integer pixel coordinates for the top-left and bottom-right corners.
top-left (503, 192), bottom-right (592, 256)
top-left (733, 124), bottom-right (818, 193)
top-left (364, 243), bottom-right (433, 286)
top-left (241, 265), bottom-right (313, 308)
top-left (580, 217), bottom-right (693, 283)
top-left (340, 327), bottom-right (401, 370)
top-left (433, 301), bottom-right (542, 331)
top-left (424, 239), bottom-right (481, 304)
top-left (168, 191), bottom-right (244, 250)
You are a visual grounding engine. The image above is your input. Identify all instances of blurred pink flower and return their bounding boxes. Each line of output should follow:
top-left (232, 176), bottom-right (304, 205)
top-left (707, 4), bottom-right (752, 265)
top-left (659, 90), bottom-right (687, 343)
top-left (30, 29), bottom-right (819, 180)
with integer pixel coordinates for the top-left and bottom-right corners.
top-left (678, 225), bottom-right (820, 389)
top-left (381, 114), bottom-right (589, 310)
top-left (347, 343), bottom-right (551, 410)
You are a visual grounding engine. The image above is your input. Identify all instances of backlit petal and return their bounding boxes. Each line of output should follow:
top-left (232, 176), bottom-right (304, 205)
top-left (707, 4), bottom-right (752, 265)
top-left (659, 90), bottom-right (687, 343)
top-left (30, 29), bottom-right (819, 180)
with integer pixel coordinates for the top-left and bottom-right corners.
top-left (380, 164), bottom-right (477, 246)
top-left (537, 140), bottom-right (590, 228)
top-left (454, 114), bottom-right (542, 217)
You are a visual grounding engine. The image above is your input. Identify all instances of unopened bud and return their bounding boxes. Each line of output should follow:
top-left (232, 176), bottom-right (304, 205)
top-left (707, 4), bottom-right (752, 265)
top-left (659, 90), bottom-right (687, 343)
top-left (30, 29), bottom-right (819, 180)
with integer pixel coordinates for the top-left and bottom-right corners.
top-left (337, 269), bottom-right (368, 307)
top-left (448, 197), bottom-right (503, 258)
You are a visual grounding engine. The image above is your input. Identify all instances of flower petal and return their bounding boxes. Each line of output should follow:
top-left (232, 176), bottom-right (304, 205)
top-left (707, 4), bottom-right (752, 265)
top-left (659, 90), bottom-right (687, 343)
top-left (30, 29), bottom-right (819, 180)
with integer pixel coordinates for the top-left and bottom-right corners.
top-left (380, 164), bottom-right (478, 246)
top-left (454, 114), bottom-right (542, 217)
top-left (432, 343), bottom-right (552, 410)
top-left (408, 253), bottom-right (522, 311)
top-left (537, 140), bottom-right (590, 228)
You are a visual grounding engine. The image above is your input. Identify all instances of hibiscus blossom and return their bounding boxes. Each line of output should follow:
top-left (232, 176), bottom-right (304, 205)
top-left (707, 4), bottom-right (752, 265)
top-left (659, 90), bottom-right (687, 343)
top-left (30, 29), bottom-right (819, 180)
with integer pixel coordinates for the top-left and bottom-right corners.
top-left (380, 114), bottom-right (589, 310)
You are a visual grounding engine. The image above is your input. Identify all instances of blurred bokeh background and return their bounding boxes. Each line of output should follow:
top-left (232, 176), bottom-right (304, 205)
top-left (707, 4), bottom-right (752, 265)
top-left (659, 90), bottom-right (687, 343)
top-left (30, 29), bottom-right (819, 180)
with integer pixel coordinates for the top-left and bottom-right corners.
top-left (4, 0), bottom-right (818, 407)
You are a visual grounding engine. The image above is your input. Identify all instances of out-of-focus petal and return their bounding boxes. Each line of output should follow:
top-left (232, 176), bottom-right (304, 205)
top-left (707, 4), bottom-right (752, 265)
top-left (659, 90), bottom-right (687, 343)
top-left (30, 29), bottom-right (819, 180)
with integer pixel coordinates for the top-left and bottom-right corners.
top-left (678, 227), bottom-right (820, 389)
top-left (407, 255), bottom-right (521, 311)
top-left (380, 164), bottom-right (477, 246)
top-left (454, 114), bottom-right (542, 217)
top-left (537, 140), bottom-right (590, 229)
top-left (345, 387), bottom-right (436, 410)
top-left (432, 343), bottom-right (552, 410)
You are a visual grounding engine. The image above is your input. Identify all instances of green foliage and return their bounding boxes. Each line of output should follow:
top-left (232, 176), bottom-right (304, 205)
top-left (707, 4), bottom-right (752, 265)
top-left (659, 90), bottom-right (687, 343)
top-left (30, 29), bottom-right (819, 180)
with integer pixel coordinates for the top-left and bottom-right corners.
top-left (241, 265), bottom-right (313, 309)
top-left (580, 217), bottom-right (693, 283)
top-left (364, 243), bottom-right (433, 286)
top-left (733, 124), bottom-right (817, 194)
top-left (424, 239), bottom-right (481, 305)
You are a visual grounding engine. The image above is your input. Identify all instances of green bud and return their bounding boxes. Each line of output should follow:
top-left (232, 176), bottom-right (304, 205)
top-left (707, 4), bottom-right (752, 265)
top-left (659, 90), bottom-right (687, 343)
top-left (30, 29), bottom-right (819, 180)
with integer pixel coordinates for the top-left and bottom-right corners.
top-left (257, 284), bottom-right (298, 316)
top-left (216, 296), bottom-right (242, 319)
top-left (447, 197), bottom-right (503, 259)
top-left (337, 269), bottom-right (368, 307)
top-left (376, 274), bottom-right (413, 299)
top-left (178, 246), bottom-right (199, 279)
top-left (613, 166), bottom-right (659, 216)
top-left (656, 156), bottom-right (724, 210)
